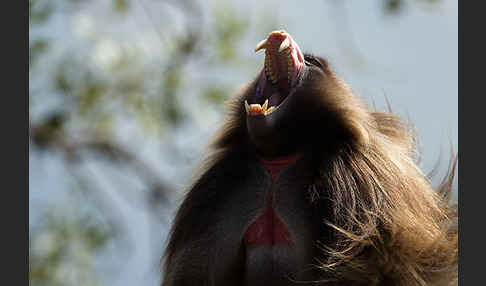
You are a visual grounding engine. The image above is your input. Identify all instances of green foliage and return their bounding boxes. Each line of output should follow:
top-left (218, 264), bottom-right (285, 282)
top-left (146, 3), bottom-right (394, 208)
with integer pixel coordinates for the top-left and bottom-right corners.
top-left (29, 39), bottom-right (49, 70)
top-left (113, 0), bottom-right (130, 14)
top-left (54, 62), bottom-right (74, 94)
top-left (203, 86), bottom-right (229, 105)
top-left (214, 5), bottom-right (249, 62)
top-left (383, 0), bottom-right (441, 14)
top-left (79, 81), bottom-right (109, 114)
top-left (29, 0), bottom-right (53, 25)
top-left (161, 66), bottom-right (185, 126)
top-left (384, 0), bottom-right (403, 14)
top-left (30, 113), bottom-right (65, 149)
top-left (29, 207), bottom-right (114, 286)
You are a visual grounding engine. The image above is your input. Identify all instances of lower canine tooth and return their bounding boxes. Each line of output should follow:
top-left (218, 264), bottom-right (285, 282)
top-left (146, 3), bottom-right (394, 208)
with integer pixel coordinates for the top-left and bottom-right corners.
top-left (262, 99), bottom-right (268, 111)
top-left (245, 100), bottom-right (250, 113)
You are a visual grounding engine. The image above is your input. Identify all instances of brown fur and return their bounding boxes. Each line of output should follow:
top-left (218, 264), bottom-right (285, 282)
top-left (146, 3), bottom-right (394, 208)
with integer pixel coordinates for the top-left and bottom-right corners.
top-left (163, 57), bottom-right (458, 285)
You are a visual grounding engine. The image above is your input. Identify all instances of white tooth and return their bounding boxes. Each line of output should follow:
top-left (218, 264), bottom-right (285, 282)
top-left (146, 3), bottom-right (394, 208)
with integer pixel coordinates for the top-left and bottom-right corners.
top-left (245, 100), bottom-right (250, 113)
top-left (278, 37), bottom-right (290, 52)
top-left (262, 99), bottom-right (268, 111)
top-left (255, 39), bottom-right (268, 52)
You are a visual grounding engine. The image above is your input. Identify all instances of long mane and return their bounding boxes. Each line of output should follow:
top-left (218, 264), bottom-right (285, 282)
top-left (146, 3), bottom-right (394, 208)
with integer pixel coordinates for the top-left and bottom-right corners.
top-left (213, 71), bottom-right (458, 285)
top-left (169, 63), bottom-right (458, 285)
top-left (312, 108), bottom-right (458, 285)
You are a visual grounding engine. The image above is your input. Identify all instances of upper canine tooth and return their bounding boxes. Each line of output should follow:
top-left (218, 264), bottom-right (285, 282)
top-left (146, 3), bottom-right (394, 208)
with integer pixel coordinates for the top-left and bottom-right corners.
top-left (255, 39), bottom-right (268, 52)
top-left (278, 37), bottom-right (290, 52)
top-left (262, 99), bottom-right (268, 111)
top-left (245, 100), bottom-right (250, 113)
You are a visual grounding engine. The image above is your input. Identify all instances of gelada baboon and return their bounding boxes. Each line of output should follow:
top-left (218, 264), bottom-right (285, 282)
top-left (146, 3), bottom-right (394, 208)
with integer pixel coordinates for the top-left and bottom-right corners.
top-left (162, 30), bottom-right (458, 286)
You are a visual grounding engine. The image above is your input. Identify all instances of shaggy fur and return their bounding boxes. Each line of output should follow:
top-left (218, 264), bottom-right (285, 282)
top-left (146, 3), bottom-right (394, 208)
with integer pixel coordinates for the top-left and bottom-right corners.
top-left (162, 56), bottom-right (458, 286)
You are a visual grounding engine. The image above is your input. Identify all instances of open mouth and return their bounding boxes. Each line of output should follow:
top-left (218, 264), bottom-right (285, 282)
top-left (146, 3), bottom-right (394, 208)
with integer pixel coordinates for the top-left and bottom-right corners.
top-left (245, 30), bottom-right (304, 116)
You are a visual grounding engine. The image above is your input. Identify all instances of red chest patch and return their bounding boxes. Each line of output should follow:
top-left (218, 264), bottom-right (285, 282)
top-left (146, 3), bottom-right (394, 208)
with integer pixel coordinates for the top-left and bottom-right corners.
top-left (260, 153), bottom-right (302, 181)
top-left (243, 196), bottom-right (291, 246)
top-left (243, 153), bottom-right (301, 246)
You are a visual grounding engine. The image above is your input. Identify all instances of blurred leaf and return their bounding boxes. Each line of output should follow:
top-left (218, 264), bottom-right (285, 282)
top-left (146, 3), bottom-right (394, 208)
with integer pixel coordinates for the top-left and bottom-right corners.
top-left (384, 0), bottom-right (403, 14)
top-left (418, 0), bottom-right (442, 11)
top-left (54, 57), bottom-right (84, 96)
top-left (113, 0), bottom-right (130, 14)
top-left (29, 39), bottom-right (49, 70)
top-left (164, 67), bottom-right (182, 90)
top-left (79, 82), bottom-right (108, 113)
top-left (84, 224), bottom-right (111, 250)
top-left (421, 0), bottom-right (440, 4)
top-left (94, 114), bottom-right (113, 139)
top-left (176, 33), bottom-right (199, 56)
top-left (29, 207), bottom-right (114, 286)
top-left (161, 67), bottom-right (185, 126)
top-left (164, 95), bottom-right (184, 126)
top-left (214, 5), bottom-right (249, 61)
top-left (29, 0), bottom-right (53, 25)
top-left (55, 70), bottom-right (72, 94)
top-left (31, 113), bottom-right (66, 149)
top-left (383, 0), bottom-right (443, 15)
top-left (203, 86), bottom-right (228, 105)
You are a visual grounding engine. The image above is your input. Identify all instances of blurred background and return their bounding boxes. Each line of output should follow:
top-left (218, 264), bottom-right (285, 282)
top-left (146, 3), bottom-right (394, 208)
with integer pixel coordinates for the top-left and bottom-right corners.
top-left (29, 0), bottom-right (457, 285)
